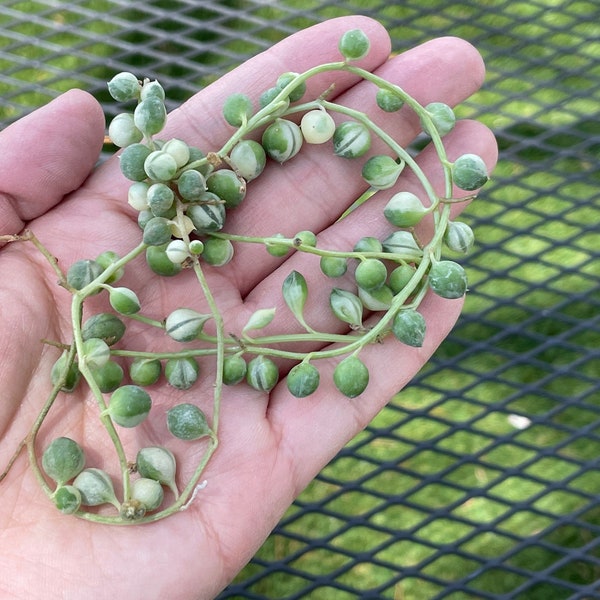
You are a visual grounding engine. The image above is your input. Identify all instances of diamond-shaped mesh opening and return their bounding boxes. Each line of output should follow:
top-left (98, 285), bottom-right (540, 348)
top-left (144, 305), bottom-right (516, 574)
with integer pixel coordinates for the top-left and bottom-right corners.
top-left (2, 1), bottom-right (599, 598)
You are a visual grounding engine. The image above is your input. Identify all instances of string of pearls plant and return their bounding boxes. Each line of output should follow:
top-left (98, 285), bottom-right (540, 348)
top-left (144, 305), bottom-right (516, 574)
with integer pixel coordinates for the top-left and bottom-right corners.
top-left (1, 29), bottom-right (488, 524)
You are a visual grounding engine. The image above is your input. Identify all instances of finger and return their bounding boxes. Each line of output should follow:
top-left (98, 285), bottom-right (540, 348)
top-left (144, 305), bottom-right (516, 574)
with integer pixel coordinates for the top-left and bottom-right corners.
top-left (218, 35), bottom-right (487, 292)
top-left (0, 90), bottom-right (105, 236)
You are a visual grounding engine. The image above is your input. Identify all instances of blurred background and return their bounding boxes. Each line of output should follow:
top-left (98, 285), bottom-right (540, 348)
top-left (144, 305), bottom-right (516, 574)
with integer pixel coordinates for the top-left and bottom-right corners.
top-left (1, 1), bottom-right (598, 598)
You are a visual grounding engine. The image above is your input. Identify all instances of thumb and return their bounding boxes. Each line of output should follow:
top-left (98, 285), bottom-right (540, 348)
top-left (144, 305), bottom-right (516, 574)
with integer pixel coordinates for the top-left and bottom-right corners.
top-left (0, 89), bottom-right (105, 235)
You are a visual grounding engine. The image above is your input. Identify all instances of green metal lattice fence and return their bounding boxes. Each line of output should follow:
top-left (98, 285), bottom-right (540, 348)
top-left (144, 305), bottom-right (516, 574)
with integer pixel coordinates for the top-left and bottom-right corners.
top-left (1, 1), bottom-right (599, 598)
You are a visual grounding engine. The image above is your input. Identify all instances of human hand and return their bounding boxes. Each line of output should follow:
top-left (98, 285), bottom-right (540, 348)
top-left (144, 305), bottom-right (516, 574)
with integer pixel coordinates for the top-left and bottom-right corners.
top-left (0, 16), bottom-right (496, 600)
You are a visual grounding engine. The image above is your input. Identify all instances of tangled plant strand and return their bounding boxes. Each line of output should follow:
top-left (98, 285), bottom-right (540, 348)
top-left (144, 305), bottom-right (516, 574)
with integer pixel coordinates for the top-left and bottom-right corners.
top-left (0, 28), bottom-right (489, 524)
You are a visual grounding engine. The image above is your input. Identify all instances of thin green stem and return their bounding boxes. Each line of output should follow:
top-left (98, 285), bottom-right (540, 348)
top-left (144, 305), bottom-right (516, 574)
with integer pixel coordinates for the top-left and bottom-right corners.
top-left (70, 292), bottom-right (132, 502)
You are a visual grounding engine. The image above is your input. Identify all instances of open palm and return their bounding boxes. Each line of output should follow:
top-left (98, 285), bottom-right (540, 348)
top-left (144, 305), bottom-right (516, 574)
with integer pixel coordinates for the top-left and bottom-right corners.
top-left (0, 16), bottom-right (496, 600)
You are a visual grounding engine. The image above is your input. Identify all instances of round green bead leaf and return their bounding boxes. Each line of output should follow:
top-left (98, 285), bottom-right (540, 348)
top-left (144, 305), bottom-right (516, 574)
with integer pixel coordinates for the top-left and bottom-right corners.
top-left (355, 259), bottom-right (388, 291)
top-left (354, 236), bottom-right (382, 253)
top-left (422, 102), bottom-right (456, 137)
top-left (81, 337), bottom-right (110, 370)
top-left (444, 221), bottom-right (475, 254)
top-left (329, 288), bottom-right (363, 328)
top-left (53, 485), bottom-right (82, 515)
top-left (107, 72), bottom-right (140, 102)
top-left (222, 355), bottom-right (247, 386)
top-left (42, 437), bottom-right (85, 486)
top-left (167, 403), bottom-right (211, 441)
top-left (108, 113), bottom-right (143, 148)
top-left (132, 477), bottom-right (164, 511)
top-left (165, 357), bottom-right (200, 390)
top-left (229, 140), bottom-right (266, 181)
top-left (388, 264), bottom-right (417, 295)
top-left (428, 260), bottom-right (468, 299)
top-left (206, 169), bottom-right (246, 208)
top-left (333, 355), bottom-right (369, 398)
top-left (358, 284), bottom-right (393, 311)
top-left (362, 155), bottom-right (404, 190)
top-left (146, 243), bottom-right (183, 277)
top-left (129, 357), bottom-right (162, 387)
top-left (106, 385), bottom-right (152, 428)
top-left (90, 360), bottom-right (124, 393)
top-left (392, 309), bottom-right (426, 347)
top-left (136, 446), bottom-right (178, 498)
top-left (332, 121), bottom-right (371, 159)
top-left (222, 93), bottom-right (253, 127)
top-left (177, 169), bottom-right (207, 202)
top-left (376, 88), bottom-right (404, 112)
top-left (73, 468), bottom-right (119, 508)
top-left (384, 192), bottom-right (427, 228)
top-left (187, 200), bottom-right (226, 234)
top-left (143, 216), bottom-right (172, 246)
top-left (452, 154), bottom-right (489, 191)
top-left (81, 313), bottom-right (126, 346)
top-left (108, 286), bottom-right (141, 315)
top-left (381, 231), bottom-right (423, 261)
top-left (119, 143), bottom-right (152, 181)
top-left (320, 255), bottom-right (348, 278)
top-left (134, 96), bottom-right (167, 136)
top-left (276, 72), bottom-right (306, 102)
top-left (66, 259), bottom-right (103, 291)
top-left (339, 29), bottom-right (370, 61)
top-left (51, 351), bottom-right (81, 393)
top-left (246, 355), bottom-right (279, 392)
top-left (262, 119), bottom-right (303, 163)
top-left (286, 362), bottom-right (320, 398)
top-left (165, 308), bottom-right (210, 342)
top-left (144, 150), bottom-right (178, 182)
top-left (201, 237), bottom-right (234, 267)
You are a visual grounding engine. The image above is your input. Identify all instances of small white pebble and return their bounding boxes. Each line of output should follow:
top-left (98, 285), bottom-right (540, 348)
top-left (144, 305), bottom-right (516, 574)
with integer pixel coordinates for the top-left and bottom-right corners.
top-left (508, 414), bottom-right (532, 430)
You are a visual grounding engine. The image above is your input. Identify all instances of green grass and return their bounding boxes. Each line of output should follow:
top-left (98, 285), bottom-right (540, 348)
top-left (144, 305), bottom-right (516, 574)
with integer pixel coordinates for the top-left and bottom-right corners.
top-left (1, 1), bottom-right (599, 598)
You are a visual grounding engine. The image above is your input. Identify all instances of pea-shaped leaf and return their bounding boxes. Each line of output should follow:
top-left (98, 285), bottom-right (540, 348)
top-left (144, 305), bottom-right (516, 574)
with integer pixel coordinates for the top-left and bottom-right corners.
top-left (222, 355), bottom-right (247, 386)
top-left (282, 270), bottom-right (311, 331)
top-left (444, 221), bottom-right (475, 255)
top-left (338, 28), bottom-right (370, 61)
top-left (136, 446), bottom-right (178, 498)
top-left (333, 355), bottom-right (370, 398)
top-left (73, 468), bottom-right (120, 509)
top-left (66, 259), bottom-right (103, 291)
top-left (452, 154), bottom-right (489, 191)
top-left (51, 351), bottom-right (81, 393)
top-left (129, 357), bottom-right (161, 387)
top-left (286, 362), bottom-right (320, 398)
top-left (105, 385), bottom-right (152, 428)
top-left (165, 308), bottom-right (211, 342)
top-left (108, 286), bottom-right (141, 315)
top-left (381, 231), bottom-right (423, 261)
top-left (392, 309), bottom-right (426, 347)
top-left (246, 355), bottom-right (279, 392)
top-left (133, 96), bottom-right (167, 137)
top-left (132, 477), bottom-right (164, 511)
top-left (42, 437), bottom-right (86, 486)
top-left (329, 288), bottom-right (363, 329)
top-left (107, 72), bottom-right (140, 102)
top-left (165, 357), bottom-right (200, 390)
top-left (428, 260), bottom-right (468, 299)
top-left (53, 485), bottom-right (82, 515)
top-left (81, 313), bottom-right (126, 346)
top-left (332, 121), bottom-right (371, 158)
top-left (242, 308), bottom-right (276, 333)
top-left (167, 403), bottom-right (212, 441)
